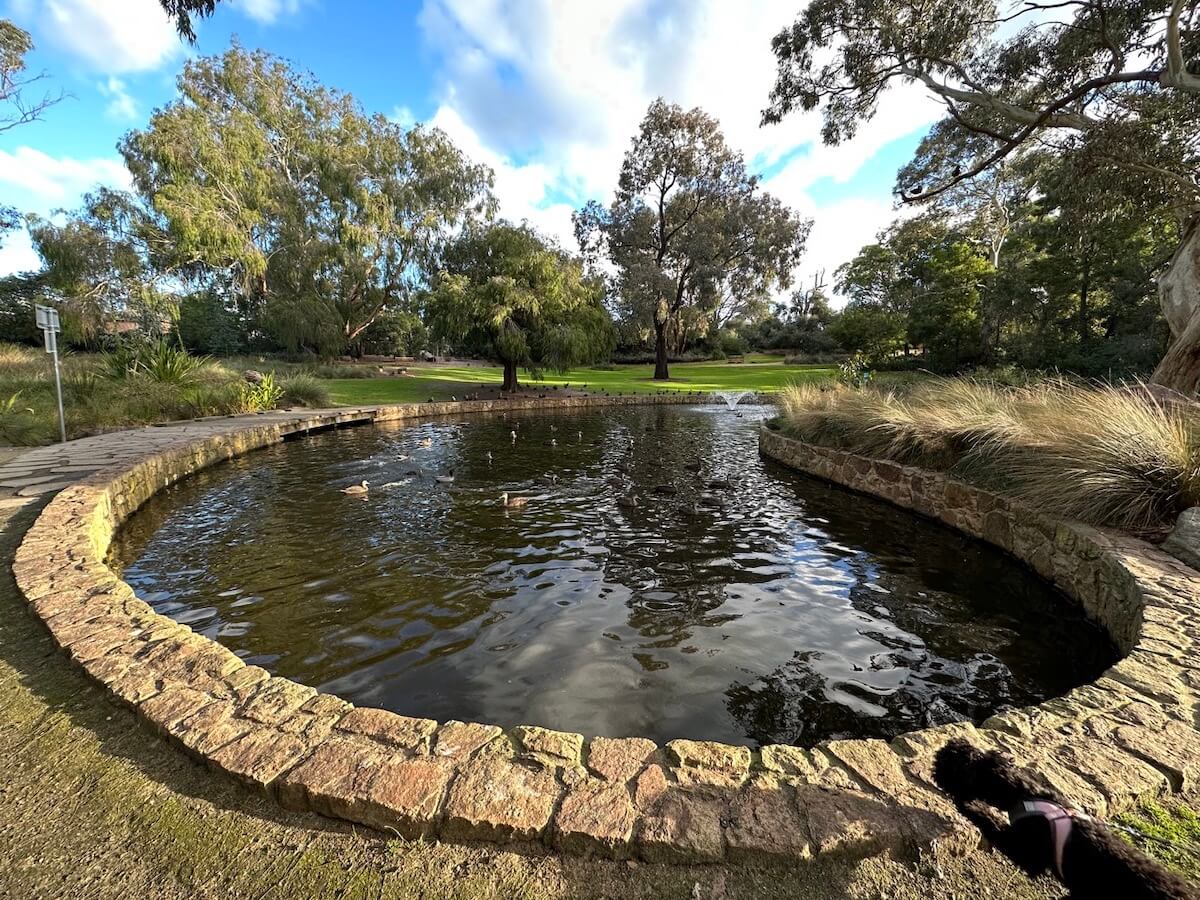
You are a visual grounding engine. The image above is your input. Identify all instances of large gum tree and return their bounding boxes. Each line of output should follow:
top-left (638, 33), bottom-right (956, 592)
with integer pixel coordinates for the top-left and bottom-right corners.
top-left (576, 99), bottom-right (810, 381)
top-left (121, 45), bottom-right (494, 356)
top-left (764, 0), bottom-right (1200, 393)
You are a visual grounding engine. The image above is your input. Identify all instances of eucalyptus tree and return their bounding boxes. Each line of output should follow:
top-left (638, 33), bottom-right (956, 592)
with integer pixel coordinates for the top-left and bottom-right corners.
top-left (1, 19), bottom-right (62, 249)
top-left (764, 0), bottom-right (1200, 392)
top-left (576, 99), bottom-right (810, 380)
top-left (158, 0), bottom-right (220, 42)
top-left (0, 19), bottom-right (60, 135)
top-left (28, 188), bottom-right (177, 344)
top-left (121, 45), bottom-right (494, 356)
top-left (425, 222), bottom-right (614, 391)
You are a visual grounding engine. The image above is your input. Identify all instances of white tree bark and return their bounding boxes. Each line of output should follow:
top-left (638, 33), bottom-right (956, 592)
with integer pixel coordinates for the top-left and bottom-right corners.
top-left (1151, 219), bottom-right (1200, 394)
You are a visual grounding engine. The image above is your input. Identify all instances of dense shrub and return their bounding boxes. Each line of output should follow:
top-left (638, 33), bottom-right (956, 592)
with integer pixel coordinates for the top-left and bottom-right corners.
top-left (179, 291), bottom-right (244, 356)
top-left (0, 342), bottom-right (310, 444)
top-left (100, 340), bottom-right (207, 384)
top-left (279, 373), bottom-right (331, 407)
top-left (236, 372), bottom-right (284, 412)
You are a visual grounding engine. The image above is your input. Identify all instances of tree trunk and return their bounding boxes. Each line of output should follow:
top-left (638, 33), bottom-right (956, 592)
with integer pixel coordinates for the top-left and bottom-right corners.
top-left (653, 319), bottom-right (670, 380)
top-left (501, 359), bottom-right (519, 392)
top-left (1078, 249), bottom-right (1091, 348)
top-left (1151, 218), bottom-right (1200, 394)
top-left (979, 293), bottom-right (995, 365)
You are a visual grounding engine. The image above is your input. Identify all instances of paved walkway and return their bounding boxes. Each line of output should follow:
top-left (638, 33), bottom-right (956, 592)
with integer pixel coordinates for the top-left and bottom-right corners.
top-left (0, 408), bottom-right (376, 502)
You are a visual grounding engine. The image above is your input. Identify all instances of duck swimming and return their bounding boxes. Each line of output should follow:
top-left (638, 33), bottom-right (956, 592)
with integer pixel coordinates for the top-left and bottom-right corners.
top-left (341, 479), bottom-right (369, 496)
top-left (500, 492), bottom-right (530, 508)
top-left (435, 470), bottom-right (455, 484)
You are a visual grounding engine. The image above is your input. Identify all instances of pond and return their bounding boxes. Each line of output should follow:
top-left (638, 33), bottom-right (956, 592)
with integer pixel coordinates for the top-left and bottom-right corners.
top-left (112, 404), bottom-right (1115, 747)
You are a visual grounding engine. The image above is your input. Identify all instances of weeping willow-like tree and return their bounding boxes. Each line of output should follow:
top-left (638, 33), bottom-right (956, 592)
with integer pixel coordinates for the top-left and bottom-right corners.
top-left (425, 222), bottom-right (615, 391)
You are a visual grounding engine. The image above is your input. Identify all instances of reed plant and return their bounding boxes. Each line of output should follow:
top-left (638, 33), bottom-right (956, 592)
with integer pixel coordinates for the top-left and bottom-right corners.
top-left (777, 377), bottom-right (1200, 532)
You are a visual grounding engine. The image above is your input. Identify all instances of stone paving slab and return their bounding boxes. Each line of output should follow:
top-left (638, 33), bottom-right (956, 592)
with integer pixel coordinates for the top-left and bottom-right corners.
top-left (5, 399), bottom-right (1197, 865)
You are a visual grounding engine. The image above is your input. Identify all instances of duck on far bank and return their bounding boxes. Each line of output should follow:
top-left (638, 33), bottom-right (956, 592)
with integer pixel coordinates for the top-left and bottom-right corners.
top-left (341, 480), bottom-right (369, 496)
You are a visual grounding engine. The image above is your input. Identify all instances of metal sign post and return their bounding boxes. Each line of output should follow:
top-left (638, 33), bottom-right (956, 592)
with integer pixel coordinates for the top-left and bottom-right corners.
top-left (35, 305), bottom-right (66, 443)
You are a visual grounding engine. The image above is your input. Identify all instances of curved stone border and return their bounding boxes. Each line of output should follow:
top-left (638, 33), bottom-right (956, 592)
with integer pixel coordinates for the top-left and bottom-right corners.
top-left (10, 397), bottom-right (1198, 866)
top-left (759, 427), bottom-right (1200, 809)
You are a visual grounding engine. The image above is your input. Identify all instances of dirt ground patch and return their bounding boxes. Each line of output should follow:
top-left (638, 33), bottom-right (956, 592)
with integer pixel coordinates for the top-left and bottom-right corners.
top-left (0, 498), bottom-right (1068, 900)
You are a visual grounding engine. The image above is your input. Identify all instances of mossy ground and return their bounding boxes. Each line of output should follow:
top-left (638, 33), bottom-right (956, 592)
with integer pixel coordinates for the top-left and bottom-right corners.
top-left (1117, 800), bottom-right (1200, 884)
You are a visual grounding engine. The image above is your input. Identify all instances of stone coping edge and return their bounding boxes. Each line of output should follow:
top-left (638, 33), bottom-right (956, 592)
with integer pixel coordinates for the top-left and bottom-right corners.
top-left (8, 396), bottom-right (1198, 866)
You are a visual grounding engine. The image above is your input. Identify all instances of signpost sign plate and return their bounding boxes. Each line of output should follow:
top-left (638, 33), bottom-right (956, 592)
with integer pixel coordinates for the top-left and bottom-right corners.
top-left (34, 305), bottom-right (66, 442)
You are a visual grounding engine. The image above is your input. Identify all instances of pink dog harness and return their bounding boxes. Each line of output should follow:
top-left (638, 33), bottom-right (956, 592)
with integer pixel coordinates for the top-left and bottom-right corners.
top-left (1009, 800), bottom-right (1079, 878)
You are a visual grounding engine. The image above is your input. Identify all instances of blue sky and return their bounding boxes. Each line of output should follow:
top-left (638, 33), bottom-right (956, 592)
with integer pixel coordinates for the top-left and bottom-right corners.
top-left (0, 0), bottom-right (940, 298)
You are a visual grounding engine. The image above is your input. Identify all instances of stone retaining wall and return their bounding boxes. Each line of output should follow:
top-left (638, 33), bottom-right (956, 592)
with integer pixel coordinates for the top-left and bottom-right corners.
top-left (10, 397), bottom-right (1200, 866)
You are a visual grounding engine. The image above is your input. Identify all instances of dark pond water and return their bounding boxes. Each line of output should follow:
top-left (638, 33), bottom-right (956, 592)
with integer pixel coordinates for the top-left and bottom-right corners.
top-left (112, 404), bottom-right (1115, 747)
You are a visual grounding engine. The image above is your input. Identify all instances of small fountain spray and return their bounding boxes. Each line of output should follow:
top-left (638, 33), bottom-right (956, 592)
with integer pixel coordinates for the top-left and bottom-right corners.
top-left (712, 390), bottom-right (755, 410)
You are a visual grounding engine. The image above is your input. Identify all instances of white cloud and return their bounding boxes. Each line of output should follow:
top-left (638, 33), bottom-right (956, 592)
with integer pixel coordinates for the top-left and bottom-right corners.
top-left (234, 0), bottom-right (304, 24)
top-left (790, 196), bottom-right (899, 301)
top-left (12, 0), bottom-right (181, 73)
top-left (429, 104), bottom-right (577, 249)
top-left (389, 105), bottom-right (416, 128)
top-left (0, 147), bottom-right (132, 275)
top-left (0, 147), bottom-right (131, 208)
top-left (416, 0), bottom-right (942, 295)
top-left (0, 230), bottom-right (42, 277)
top-left (98, 76), bottom-right (138, 120)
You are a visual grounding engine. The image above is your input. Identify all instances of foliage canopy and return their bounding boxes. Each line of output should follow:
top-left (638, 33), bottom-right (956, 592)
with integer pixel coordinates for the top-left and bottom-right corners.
top-left (426, 222), bottom-right (614, 390)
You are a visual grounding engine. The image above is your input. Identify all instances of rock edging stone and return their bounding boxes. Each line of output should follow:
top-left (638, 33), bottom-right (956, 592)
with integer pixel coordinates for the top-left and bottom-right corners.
top-left (758, 426), bottom-right (1200, 812)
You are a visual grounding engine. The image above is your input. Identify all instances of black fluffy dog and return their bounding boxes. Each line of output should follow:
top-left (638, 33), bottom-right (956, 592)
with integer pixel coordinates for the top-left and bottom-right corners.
top-left (933, 739), bottom-right (1198, 900)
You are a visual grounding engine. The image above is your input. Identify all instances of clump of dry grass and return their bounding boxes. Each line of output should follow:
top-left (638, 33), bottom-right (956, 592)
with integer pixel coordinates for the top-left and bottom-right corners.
top-left (777, 377), bottom-right (1200, 533)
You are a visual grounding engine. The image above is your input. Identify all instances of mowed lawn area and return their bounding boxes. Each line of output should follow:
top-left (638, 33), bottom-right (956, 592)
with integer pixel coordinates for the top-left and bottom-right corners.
top-left (325, 358), bottom-right (836, 406)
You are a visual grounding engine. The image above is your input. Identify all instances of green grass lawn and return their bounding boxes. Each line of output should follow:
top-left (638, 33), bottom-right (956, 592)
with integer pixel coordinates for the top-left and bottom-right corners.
top-left (324, 359), bottom-right (835, 406)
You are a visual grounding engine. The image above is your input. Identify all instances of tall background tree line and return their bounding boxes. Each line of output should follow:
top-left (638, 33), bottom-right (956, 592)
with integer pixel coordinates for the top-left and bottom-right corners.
top-left (830, 151), bottom-right (1173, 376)
top-left (4, 0), bottom-right (1200, 387)
top-left (0, 30), bottom-right (810, 383)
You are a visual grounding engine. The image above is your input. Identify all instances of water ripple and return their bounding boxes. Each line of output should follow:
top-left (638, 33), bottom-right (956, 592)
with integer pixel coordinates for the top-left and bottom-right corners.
top-left (113, 404), bottom-right (1115, 746)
